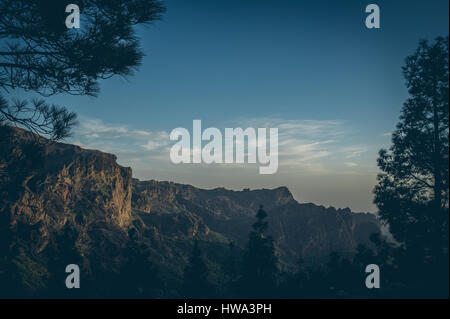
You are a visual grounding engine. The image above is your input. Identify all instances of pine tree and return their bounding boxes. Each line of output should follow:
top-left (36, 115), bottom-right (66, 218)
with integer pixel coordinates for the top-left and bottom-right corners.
top-left (0, 0), bottom-right (165, 139)
top-left (374, 36), bottom-right (449, 296)
top-left (240, 205), bottom-right (279, 297)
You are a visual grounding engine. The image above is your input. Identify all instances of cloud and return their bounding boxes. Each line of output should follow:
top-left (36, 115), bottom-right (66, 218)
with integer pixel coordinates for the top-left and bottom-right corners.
top-left (69, 116), bottom-right (372, 175)
top-left (343, 146), bottom-right (368, 159)
top-left (68, 116), bottom-right (171, 167)
top-left (142, 140), bottom-right (163, 151)
top-left (229, 118), bottom-right (346, 172)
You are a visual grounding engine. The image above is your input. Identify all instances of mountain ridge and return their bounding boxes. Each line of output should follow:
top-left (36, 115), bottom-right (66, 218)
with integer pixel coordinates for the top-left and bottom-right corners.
top-left (131, 177), bottom-right (380, 267)
top-left (0, 126), bottom-right (380, 295)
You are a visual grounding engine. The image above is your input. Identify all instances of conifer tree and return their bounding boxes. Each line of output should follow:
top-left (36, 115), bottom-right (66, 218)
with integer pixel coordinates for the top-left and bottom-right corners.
top-left (240, 205), bottom-right (278, 297)
top-left (374, 36), bottom-right (449, 296)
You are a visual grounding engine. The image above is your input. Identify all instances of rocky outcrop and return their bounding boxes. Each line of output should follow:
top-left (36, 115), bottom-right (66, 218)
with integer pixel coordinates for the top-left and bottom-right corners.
top-left (0, 126), bottom-right (132, 256)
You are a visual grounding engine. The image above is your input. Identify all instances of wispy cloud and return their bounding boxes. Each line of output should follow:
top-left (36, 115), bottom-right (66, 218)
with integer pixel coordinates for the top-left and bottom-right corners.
top-left (69, 116), bottom-right (372, 175)
top-left (343, 146), bottom-right (369, 159)
top-left (232, 118), bottom-right (346, 172)
top-left (68, 117), bottom-right (171, 167)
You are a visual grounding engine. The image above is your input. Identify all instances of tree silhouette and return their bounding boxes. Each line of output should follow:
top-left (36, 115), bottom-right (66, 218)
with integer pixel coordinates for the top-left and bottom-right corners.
top-left (118, 228), bottom-right (162, 298)
top-left (374, 36), bottom-right (449, 296)
top-left (239, 205), bottom-right (279, 297)
top-left (0, 0), bottom-right (165, 139)
top-left (181, 240), bottom-right (213, 298)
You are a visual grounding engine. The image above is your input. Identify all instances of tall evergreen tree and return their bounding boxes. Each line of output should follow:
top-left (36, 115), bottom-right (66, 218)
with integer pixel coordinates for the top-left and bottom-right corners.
top-left (374, 36), bottom-right (449, 296)
top-left (239, 205), bottom-right (278, 297)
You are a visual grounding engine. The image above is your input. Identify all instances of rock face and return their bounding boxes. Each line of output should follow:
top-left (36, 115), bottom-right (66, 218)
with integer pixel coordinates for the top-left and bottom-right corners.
top-left (0, 126), bottom-right (132, 256)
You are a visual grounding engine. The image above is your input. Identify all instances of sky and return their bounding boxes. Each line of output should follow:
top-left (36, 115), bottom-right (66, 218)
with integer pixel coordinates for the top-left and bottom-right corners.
top-left (15, 0), bottom-right (449, 212)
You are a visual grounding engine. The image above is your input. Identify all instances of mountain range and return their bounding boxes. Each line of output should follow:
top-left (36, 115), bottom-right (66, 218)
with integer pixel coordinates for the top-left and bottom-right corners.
top-left (0, 126), bottom-right (380, 295)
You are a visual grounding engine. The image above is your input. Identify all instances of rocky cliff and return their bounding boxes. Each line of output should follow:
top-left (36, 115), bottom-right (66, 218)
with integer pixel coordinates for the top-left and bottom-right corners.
top-left (0, 126), bottom-right (132, 230)
top-left (0, 126), bottom-right (133, 293)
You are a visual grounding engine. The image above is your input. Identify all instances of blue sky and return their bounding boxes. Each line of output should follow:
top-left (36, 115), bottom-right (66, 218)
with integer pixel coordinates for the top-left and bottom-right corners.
top-left (15, 0), bottom-right (449, 212)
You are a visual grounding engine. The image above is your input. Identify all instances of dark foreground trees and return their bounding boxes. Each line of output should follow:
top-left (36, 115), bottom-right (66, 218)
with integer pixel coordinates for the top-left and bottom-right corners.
top-left (374, 36), bottom-right (449, 297)
top-left (118, 228), bottom-right (163, 298)
top-left (0, 0), bottom-right (165, 139)
top-left (182, 240), bottom-right (214, 298)
top-left (238, 205), bottom-right (279, 297)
